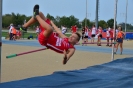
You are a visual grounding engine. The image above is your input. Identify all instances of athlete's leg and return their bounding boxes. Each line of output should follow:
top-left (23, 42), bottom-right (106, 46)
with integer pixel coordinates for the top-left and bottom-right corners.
top-left (86, 37), bottom-right (88, 43)
top-left (34, 6), bottom-right (53, 37)
top-left (23, 11), bottom-right (47, 28)
top-left (115, 43), bottom-right (119, 53)
top-left (23, 5), bottom-right (39, 27)
top-left (120, 43), bottom-right (123, 54)
top-left (23, 17), bottom-right (36, 27)
top-left (39, 12), bottom-right (47, 21)
top-left (106, 37), bottom-right (109, 46)
top-left (97, 37), bottom-right (99, 45)
top-left (99, 37), bottom-right (101, 45)
top-left (110, 38), bottom-right (113, 46)
top-left (92, 37), bottom-right (94, 43)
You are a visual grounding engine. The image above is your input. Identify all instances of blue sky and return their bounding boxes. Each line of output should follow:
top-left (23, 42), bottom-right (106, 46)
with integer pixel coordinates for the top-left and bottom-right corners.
top-left (2, 0), bottom-right (133, 24)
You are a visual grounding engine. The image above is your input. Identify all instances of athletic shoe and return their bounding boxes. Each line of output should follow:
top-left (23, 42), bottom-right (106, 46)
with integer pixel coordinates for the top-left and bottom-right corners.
top-left (33, 4), bottom-right (39, 18)
top-left (120, 52), bottom-right (122, 55)
top-left (33, 4), bottom-right (39, 12)
top-left (20, 27), bottom-right (27, 32)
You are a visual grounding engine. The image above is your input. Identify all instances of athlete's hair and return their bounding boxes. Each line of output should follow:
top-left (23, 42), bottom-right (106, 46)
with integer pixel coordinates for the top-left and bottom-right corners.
top-left (119, 26), bottom-right (122, 31)
top-left (75, 32), bottom-right (81, 41)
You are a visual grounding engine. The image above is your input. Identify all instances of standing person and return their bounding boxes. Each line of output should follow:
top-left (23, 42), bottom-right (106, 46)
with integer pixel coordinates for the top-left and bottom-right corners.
top-left (9, 23), bottom-right (13, 40)
top-left (97, 26), bottom-right (103, 46)
top-left (81, 27), bottom-right (85, 45)
top-left (16, 30), bottom-right (21, 40)
top-left (61, 25), bottom-right (67, 34)
top-left (114, 26), bottom-right (125, 55)
top-left (91, 25), bottom-right (96, 43)
top-left (84, 26), bottom-right (89, 45)
top-left (109, 26), bottom-right (119, 47)
top-left (115, 28), bottom-right (119, 35)
top-left (35, 26), bottom-right (41, 39)
top-left (109, 28), bottom-right (114, 47)
top-left (71, 25), bottom-right (77, 33)
top-left (106, 27), bottom-right (110, 46)
top-left (21, 5), bottom-right (81, 65)
top-left (11, 26), bottom-right (17, 41)
top-left (115, 28), bottom-right (119, 41)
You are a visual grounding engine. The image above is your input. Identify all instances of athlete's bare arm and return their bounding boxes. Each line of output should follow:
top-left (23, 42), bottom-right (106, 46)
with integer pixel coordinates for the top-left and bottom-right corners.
top-left (63, 49), bottom-right (75, 65)
top-left (50, 21), bottom-right (67, 38)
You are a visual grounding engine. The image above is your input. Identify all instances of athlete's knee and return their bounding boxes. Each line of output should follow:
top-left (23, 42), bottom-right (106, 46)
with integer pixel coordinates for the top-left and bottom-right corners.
top-left (39, 11), bottom-right (43, 15)
top-left (47, 26), bottom-right (53, 32)
top-left (120, 44), bottom-right (122, 48)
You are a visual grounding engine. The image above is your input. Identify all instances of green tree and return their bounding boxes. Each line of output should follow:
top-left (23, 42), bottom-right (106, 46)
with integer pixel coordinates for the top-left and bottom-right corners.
top-left (98, 20), bottom-right (108, 29)
top-left (68, 15), bottom-right (79, 28)
top-left (107, 18), bottom-right (117, 28)
top-left (46, 13), bottom-right (55, 21)
top-left (119, 22), bottom-right (133, 30)
top-left (54, 16), bottom-right (60, 27)
top-left (59, 15), bottom-right (79, 28)
top-left (2, 14), bottom-right (12, 28)
top-left (82, 19), bottom-right (94, 27)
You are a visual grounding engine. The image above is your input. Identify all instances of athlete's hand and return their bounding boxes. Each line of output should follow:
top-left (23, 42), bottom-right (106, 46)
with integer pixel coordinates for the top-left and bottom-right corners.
top-left (63, 50), bottom-right (67, 65)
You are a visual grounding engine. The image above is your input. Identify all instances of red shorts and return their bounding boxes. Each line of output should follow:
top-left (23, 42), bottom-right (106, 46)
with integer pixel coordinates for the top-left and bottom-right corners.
top-left (38, 32), bottom-right (48, 46)
top-left (38, 19), bottom-right (51, 46)
top-left (38, 31), bottom-right (58, 46)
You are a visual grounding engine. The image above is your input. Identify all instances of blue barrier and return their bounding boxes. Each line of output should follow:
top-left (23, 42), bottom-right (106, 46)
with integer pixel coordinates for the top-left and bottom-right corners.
top-left (125, 32), bottom-right (133, 39)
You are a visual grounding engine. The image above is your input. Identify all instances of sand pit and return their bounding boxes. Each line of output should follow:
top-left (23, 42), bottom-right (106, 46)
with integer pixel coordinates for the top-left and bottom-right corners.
top-left (1, 39), bottom-right (132, 83)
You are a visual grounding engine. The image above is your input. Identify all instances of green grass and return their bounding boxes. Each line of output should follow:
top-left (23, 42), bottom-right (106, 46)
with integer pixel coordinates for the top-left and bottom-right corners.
top-left (127, 30), bottom-right (133, 32)
top-left (2, 32), bottom-right (71, 38)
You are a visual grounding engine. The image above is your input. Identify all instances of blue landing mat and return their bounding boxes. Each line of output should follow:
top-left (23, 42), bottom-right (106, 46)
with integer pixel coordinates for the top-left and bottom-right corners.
top-left (0, 57), bottom-right (133, 88)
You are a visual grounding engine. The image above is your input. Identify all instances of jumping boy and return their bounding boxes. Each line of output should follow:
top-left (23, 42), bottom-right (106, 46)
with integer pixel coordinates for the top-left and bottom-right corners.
top-left (21, 4), bottom-right (81, 65)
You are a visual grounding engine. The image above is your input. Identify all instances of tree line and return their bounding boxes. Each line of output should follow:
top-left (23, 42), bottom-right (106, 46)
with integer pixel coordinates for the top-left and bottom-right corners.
top-left (2, 12), bottom-right (133, 30)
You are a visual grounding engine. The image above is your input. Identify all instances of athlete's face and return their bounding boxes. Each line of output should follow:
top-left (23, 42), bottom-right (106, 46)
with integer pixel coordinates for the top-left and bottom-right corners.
top-left (118, 27), bottom-right (122, 31)
top-left (68, 33), bottom-right (78, 44)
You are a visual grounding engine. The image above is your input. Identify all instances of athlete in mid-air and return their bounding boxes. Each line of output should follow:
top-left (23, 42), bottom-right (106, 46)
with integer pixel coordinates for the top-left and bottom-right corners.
top-left (21, 4), bottom-right (81, 65)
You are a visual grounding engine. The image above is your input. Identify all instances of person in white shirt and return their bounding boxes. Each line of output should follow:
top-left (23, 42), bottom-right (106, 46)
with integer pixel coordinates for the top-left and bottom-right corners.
top-left (61, 26), bottom-right (67, 34)
top-left (36, 26), bottom-right (40, 38)
top-left (9, 23), bottom-right (13, 40)
top-left (115, 29), bottom-right (119, 38)
top-left (91, 25), bottom-right (96, 43)
top-left (83, 26), bottom-right (89, 46)
top-left (106, 27), bottom-right (110, 46)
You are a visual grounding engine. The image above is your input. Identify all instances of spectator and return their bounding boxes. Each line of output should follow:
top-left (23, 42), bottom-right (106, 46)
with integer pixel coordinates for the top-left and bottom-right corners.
top-left (81, 27), bottom-right (85, 44)
top-left (84, 26), bottom-right (89, 45)
top-left (11, 26), bottom-right (17, 41)
top-left (91, 25), bottom-right (96, 43)
top-left (61, 25), bottom-right (67, 34)
top-left (9, 23), bottom-right (13, 40)
top-left (97, 26), bottom-right (103, 46)
top-left (106, 27), bottom-right (110, 46)
top-left (114, 26), bottom-right (125, 55)
top-left (16, 30), bottom-right (22, 40)
top-left (71, 25), bottom-right (77, 33)
top-left (36, 26), bottom-right (41, 38)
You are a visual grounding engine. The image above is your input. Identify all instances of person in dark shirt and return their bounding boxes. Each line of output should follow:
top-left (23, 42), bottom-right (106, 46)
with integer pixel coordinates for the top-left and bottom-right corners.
top-left (82, 27), bottom-right (85, 45)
